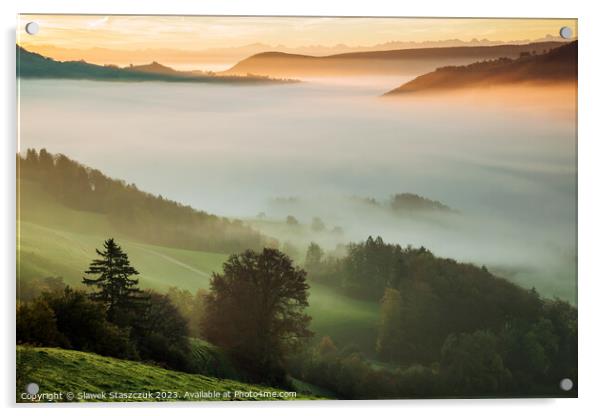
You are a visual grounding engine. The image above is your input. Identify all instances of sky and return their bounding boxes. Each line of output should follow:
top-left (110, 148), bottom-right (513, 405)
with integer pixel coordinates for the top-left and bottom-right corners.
top-left (17, 15), bottom-right (578, 70)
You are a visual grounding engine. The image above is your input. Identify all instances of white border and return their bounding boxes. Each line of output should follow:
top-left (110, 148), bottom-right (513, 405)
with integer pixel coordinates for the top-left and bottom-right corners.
top-left (2, 1), bottom-right (601, 415)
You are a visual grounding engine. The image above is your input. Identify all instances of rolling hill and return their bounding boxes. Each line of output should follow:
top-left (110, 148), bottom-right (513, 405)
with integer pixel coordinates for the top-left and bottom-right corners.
top-left (221, 41), bottom-right (566, 78)
top-left (384, 41), bottom-right (577, 95)
top-left (17, 346), bottom-right (313, 402)
top-left (16, 46), bottom-right (295, 84)
top-left (18, 150), bottom-right (269, 254)
top-left (17, 152), bottom-right (380, 353)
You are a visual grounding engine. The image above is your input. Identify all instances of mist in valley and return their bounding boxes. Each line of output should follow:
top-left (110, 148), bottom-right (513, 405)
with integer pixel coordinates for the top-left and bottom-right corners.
top-left (18, 77), bottom-right (577, 302)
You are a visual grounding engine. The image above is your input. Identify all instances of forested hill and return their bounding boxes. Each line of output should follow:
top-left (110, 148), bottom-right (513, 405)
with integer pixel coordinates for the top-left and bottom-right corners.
top-left (384, 41), bottom-right (577, 95)
top-left (17, 149), bottom-right (271, 253)
top-left (303, 236), bottom-right (577, 394)
top-left (222, 41), bottom-right (565, 77)
top-left (16, 46), bottom-right (294, 84)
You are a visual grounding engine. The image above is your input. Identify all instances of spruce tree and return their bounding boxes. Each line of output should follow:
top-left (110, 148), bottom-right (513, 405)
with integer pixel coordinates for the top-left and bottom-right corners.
top-left (82, 238), bottom-right (144, 321)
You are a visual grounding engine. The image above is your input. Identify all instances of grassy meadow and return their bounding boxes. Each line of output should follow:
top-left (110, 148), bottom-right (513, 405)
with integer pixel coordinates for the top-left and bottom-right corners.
top-left (17, 346), bottom-right (311, 402)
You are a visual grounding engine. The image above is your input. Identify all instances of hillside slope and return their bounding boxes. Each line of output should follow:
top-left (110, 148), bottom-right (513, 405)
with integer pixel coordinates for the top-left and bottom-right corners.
top-left (16, 46), bottom-right (293, 84)
top-left (385, 41), bottom-right (577, 95)
top-left (222, 42), bottom-right (565, 78)
top-left (17, 172), bottom-right (379, 353)
top-left (17, 347), bottom-right (311, 402)
top-left (18, 150), bottom-right (269, 254)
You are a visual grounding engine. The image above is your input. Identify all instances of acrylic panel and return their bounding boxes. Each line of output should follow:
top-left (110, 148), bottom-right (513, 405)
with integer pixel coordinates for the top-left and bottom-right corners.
top-left (16, 15), bottom-right (577, 402)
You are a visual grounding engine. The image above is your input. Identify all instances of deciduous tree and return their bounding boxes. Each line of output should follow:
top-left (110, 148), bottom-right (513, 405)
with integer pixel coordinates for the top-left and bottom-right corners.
top-left (202, 248), bottom-right (312, 383)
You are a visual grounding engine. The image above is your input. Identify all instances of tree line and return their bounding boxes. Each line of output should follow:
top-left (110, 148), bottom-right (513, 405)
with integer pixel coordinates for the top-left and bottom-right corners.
top-left (302, 237), bottom-right (577, 396)
top-left (18, 149), bottom-right (269, 253)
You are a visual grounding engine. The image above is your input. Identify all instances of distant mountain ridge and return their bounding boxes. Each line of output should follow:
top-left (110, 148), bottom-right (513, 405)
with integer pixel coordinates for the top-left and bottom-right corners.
top-left (21, 35), bottom-right (568, 68)
top-left (384, 41), bottom-right (577, 95)
top-left (222, 41), bottom-right (567, 77)
top-left (16, 46), bottom-right (294, 84)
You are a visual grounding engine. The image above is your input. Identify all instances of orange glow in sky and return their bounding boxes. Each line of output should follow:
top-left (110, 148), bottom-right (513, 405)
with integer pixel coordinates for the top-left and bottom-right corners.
top-left (17, 15), bottom-right (577, 70)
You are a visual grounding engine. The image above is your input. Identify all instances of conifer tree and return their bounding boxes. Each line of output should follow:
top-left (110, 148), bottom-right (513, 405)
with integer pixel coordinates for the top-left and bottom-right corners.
top-left (82, 238), bottom-right (144, 321)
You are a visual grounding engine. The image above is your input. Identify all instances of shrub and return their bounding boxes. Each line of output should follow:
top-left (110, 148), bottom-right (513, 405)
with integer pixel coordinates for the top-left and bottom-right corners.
top-left (17, 288), bottom-right (138, 359)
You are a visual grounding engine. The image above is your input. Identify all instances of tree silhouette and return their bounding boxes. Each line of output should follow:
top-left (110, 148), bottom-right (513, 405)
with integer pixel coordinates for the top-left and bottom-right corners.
top-left (82, 238), bottom-right (144, 321)
top-left (305, 242), bottom-right (324, 273)
top-left (202, 248), bottom-right (312, 383)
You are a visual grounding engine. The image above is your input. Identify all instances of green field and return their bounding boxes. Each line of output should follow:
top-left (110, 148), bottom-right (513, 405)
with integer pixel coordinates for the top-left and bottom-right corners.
top-left (17, 346), bottom-right (313, 402)
top-left (17, 180), bottom-right (380, 352)
top-left (18, 221), bottom-right (225, 292)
